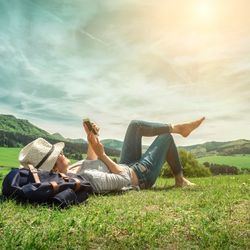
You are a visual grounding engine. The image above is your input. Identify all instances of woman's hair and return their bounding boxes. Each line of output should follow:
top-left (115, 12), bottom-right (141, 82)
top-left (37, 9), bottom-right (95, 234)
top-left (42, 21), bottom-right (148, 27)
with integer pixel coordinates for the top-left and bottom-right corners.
top-left (51, 163), bottom-right (58, 173)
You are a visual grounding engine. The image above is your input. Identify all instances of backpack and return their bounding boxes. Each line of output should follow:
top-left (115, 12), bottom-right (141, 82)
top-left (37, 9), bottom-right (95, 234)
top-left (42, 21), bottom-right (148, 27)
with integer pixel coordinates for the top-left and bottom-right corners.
top-left (2, 165), bottom-right (93, 208)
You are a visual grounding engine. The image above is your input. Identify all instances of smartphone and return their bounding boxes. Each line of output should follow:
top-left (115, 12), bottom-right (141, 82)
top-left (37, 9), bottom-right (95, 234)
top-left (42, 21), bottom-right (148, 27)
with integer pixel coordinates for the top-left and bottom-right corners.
top-left (83, 118), bottom-right (98, 135)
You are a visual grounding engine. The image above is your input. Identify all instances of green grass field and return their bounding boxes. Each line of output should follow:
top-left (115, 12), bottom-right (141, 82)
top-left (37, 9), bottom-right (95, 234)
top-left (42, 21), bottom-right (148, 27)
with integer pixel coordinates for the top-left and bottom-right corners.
top-left (0, 147), bottom-right (80, 168)
top-left (0, 147), bottom-right (21, 167)
top-left (0, 148), bottom-right (249, 249)
top-left (0, 175), bottom-right (249, 249)
top-left (197, 154), bottom-right (250, 169)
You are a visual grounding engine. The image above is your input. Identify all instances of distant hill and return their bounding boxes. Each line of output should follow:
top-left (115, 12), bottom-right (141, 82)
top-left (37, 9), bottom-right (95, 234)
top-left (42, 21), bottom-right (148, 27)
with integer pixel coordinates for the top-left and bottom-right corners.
top-left (0, 114), bottom-right (51, 138)
top-left (179, 139), bottom-right (250, 158)
top-left (0, 114), bottom-right (120, 157)
top-left (101, 139), bottom-right (149, 154)
top-left (0, 114), bottom-right (85, 143)
top-left (0, 114), bottom-right (88, 158)
top-left (1, 114), bottom-right (249, 158)
top-left (101, 139), bottom-right (123, 151)
top-left (100, 139), bottom-right (123, 156)
top-left (52, 133), bottom-right (84, 144)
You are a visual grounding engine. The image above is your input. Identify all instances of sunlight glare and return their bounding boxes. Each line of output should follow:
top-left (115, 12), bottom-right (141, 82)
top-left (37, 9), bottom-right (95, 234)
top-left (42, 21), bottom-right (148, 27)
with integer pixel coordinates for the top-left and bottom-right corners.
top-left (195, 1), bottom-right (215, 21)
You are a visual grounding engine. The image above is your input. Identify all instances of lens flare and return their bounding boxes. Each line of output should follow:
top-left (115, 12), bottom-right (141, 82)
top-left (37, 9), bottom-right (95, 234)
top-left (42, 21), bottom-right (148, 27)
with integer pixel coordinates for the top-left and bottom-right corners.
top-left (195, 1), bottom-right (215, 21)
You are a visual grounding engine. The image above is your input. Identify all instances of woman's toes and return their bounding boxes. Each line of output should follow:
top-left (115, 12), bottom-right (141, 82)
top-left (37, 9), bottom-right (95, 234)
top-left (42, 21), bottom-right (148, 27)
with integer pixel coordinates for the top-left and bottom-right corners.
top-left (175, 178), bottom-right (196, 187)
top-left (180, 117), bottom-right (205, 137)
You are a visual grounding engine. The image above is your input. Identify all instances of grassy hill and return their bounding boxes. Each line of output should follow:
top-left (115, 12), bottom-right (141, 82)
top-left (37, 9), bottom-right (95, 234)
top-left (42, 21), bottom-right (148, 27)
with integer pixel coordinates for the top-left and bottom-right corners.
top-left (1, 114), bottom-right (250, 159)
top-left (0, 175), bottom-right (249, 249)
top-left (180, 139), bottom-right (250, 157)
top-left (197, 154), bottom-right (250, 169)
top-left (1, 120), bottom-right (249, 248)
top-left (0, 114), bottom-right (84, 143)
top-left (101, 139), bottom-right (150, 154)
top-left (0, 114), bottom-right (85, 153)
top-left (0, 114), bottom-right (49, 136)
top-left (101, 139), bottom-right (123, 151)
top-left (0, 114), bottom-right (120, 157)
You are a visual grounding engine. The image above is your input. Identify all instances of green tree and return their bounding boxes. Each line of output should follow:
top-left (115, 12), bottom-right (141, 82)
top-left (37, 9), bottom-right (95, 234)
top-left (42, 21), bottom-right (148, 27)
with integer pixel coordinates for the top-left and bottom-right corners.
top-left (161, 149), bottom-right (211, 178)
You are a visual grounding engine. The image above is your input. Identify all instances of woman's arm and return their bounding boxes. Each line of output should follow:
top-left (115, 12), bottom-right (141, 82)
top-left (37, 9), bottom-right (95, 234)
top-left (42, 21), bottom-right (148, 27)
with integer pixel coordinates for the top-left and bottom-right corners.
top-left (88, 133), bottom-right (124, 174)
top-left (98, 154), bottom-right (124, 174)
top-left (83, 123), bottom-right (98, 160)
top-left (86, 143), bottom-right (98, 160)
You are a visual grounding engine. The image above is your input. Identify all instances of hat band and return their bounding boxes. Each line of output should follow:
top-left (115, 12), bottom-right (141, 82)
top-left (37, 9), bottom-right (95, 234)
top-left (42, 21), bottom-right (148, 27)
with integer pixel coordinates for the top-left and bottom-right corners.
top-left (35, 145), bottom-right (55, 169)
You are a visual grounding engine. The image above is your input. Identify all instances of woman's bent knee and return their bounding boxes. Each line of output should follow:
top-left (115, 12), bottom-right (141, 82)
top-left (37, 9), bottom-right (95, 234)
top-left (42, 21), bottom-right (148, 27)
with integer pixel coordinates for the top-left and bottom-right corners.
top-left (130, 120), bottom-right (140, 125)
top-left (129, 120), bottom-right (142, 127)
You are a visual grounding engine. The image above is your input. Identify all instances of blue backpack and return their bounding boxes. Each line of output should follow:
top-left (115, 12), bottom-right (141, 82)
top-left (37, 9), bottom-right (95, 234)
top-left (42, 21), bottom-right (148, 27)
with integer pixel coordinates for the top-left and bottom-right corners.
top-left (2, 166), bottom-right (93, 208)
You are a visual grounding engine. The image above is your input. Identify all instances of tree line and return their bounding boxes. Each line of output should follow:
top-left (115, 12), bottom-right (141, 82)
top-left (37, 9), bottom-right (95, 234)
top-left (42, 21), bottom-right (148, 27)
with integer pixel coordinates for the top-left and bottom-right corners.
top-left (0, 130), bottom-right (121, 160)
top-left (203, 162), bottom-right (250, 175)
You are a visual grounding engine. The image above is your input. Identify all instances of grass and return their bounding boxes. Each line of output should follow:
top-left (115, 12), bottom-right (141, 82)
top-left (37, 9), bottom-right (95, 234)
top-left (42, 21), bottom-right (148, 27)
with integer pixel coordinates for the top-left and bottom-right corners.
top-left (0, 147), bottom-right (81, 168)
top-left (0, 174), bottom-right (249, 249)
top-left (197, 154), bottom-right (250, 169)
top-left (0, 147), bottom-right (21, 167)
top-left (0, 148), bottom-right (249, 249)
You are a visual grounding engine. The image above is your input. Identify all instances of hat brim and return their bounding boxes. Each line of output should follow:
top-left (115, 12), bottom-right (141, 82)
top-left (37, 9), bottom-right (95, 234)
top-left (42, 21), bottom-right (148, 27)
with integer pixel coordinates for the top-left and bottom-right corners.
top-left (39, 142), bottom-right (65, 171)
top-left (19, 141), bottom-right (65, 171)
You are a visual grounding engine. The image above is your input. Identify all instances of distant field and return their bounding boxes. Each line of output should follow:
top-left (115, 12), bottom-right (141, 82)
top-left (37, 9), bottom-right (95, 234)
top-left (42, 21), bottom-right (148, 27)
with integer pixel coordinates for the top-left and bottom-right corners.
top-left (0, 147), bottom-right (21, 167)
top-left (0, 147), bottom-right (82, 169)
top-left (1, 147), bottom-right (250, 172)
top-left (197, 154), bottom-right (250, 169)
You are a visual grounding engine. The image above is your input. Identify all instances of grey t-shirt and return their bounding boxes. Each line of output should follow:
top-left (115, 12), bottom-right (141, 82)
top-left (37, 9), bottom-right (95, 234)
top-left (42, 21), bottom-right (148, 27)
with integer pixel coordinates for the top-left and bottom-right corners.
top-left (68, 160), bottom-right (132, 193)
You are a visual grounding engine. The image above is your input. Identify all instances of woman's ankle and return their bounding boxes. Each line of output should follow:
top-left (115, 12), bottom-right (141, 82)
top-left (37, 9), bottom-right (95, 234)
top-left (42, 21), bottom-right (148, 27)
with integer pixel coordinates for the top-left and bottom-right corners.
top-left (174, 174), bottom-right (196, 187)
top-left (171, 124), bottom-right (180, 134)
top-left (174, 173), bottom-right (184, 185)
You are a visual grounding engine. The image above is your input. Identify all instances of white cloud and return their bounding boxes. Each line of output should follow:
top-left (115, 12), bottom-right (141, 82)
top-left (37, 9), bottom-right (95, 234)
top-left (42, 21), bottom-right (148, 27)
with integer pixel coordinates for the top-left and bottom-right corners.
top-left (0, 0), bottom-right (250, 146)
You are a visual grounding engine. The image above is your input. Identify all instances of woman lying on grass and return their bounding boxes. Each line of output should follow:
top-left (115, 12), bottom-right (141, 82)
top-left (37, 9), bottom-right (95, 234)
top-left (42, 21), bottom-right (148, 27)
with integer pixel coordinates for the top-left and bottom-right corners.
top-left (19, 118), bottom-right (205, 193)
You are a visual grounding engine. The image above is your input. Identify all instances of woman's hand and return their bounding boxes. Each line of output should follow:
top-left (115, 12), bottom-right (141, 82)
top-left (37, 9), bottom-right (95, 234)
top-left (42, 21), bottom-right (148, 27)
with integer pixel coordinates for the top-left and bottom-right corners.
top-left (87, 130), bottom-right (124, 174)
top-left (87, 133), bottom-right (105, 159)
top-left (83, 121), bottom-right (101, 160)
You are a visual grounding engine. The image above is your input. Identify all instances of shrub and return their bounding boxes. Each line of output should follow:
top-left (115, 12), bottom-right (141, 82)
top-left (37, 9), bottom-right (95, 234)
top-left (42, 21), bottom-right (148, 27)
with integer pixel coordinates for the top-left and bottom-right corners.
top-left (209, 164), bottom-right (239, 175)
top-left (161, 150), bottom-right (211, 178)
top-left (203, 162), bottom-right (243, 175)
top-left (240, 167), bottom-right (250, 174)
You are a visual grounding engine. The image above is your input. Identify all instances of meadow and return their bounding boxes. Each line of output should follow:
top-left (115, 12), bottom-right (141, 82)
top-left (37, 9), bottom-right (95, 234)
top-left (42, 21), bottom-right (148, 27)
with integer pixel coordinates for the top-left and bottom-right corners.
top-left (2, 147), bottom-right (250, 169)
top-left (197, 154), bottom-right (250, 169)
top-left (0, 147), bottom-right (21, 167)
top-left (0, 147), bottom-right (249, 249)
top-left (0, 175), bottom-right (249, 249)
top-left (0, 147), bottom-right (78, 169)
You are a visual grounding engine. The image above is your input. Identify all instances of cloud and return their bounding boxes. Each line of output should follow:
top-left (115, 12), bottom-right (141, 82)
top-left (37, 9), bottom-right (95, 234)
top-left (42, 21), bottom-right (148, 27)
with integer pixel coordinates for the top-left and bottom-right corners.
top-left (0, 0), bottom-right (249, 145)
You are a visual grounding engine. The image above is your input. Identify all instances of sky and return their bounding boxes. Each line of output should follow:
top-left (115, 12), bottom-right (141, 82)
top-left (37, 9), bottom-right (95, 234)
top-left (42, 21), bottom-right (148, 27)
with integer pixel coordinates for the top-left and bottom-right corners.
top-left (0, 0), bottom-right (250, 146)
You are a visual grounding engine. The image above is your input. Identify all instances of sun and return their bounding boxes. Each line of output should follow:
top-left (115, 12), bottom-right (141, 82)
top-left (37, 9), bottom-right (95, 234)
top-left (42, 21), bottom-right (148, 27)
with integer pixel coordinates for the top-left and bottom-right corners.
top-left (195, 1), bottom-right (215, 21)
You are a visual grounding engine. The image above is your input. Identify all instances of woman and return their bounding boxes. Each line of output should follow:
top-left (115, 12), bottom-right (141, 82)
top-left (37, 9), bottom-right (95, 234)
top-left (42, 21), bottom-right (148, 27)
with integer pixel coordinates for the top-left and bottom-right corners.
top-left (19, 117), bottom-right (205, 193)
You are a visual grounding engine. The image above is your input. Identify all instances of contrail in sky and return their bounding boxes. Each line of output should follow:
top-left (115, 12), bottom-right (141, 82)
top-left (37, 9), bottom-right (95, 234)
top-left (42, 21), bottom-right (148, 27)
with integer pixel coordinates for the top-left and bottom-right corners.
top-left (25, 0), bottom-right (108, 46)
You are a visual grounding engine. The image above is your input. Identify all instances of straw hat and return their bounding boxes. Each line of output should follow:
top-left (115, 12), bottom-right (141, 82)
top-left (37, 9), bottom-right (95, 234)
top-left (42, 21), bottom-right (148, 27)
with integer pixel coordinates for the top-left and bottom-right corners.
top-left (19, 138), bottom-right (65, 171)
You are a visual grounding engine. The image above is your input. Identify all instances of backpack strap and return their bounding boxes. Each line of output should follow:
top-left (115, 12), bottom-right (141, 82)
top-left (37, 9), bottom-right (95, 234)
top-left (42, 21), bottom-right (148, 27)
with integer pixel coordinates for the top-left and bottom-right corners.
top-left (72, 178), bottom-right (81, 192)
top-left (59, 173), bottom-right (81, 192)
top-left (28, 164), bottom-right (41, 184)
top-left (50, 181), bottom-right (59, 193)
top-left (59, 172), bottom-right (70, 181)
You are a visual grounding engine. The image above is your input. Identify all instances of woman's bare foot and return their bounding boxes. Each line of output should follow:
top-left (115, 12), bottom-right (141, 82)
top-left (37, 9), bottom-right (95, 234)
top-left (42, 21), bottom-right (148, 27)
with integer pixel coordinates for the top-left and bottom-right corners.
top-left (175, 175), bottom-right (196, 187)
top-left (172, 117), bottom-right (205, 138)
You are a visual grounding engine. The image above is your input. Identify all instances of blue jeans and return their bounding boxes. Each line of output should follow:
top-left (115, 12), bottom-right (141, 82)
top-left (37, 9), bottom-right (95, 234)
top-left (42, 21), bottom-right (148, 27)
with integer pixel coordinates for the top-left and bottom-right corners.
top-left (119, 120), bottom-right (183, 188)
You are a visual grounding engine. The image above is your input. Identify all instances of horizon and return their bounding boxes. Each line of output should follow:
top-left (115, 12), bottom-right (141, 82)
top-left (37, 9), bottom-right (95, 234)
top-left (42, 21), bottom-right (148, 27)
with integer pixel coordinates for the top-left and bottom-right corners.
top-left (1, 113), bottom-right (248, 147)
top-left (0, 1), bottom-right (250, 146)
